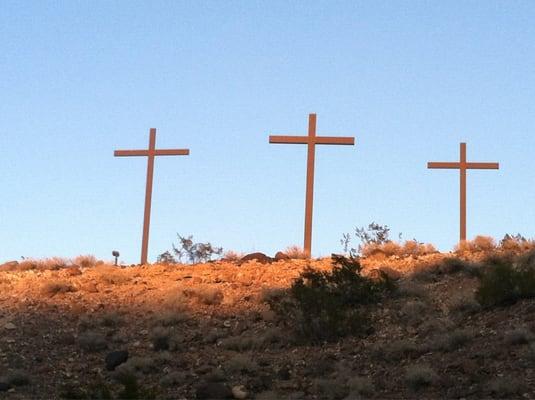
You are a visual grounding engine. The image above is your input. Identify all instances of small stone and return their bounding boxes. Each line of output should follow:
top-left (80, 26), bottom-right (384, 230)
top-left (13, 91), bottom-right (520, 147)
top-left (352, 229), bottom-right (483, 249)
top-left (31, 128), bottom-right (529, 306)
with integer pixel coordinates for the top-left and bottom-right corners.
top-left (223, 320), bottom-right (232, 328)
top-left (232, 385), bottom-right (248, 399)
top-left (105, 350), bottom-right (129, 371)
top-left (196, 382), bottom-right (233, 399)
top-left (4, 323), bottom-right (16, 330)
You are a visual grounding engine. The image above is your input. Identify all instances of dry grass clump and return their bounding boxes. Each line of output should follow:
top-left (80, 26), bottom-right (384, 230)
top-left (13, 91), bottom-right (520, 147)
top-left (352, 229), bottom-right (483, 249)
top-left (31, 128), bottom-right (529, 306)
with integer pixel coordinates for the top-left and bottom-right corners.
top-left (221, 250), bottom-right (245, 262)
top-left (400, 300), bottom-right (430, 326)
top-left (224, 353), bottom-right (258, 374)
top-left (153, 310), bottom-right (189, 327)
top-left (99, 311), bottom-right (123, 327)
top-left (455, 236), bottom-right (496, 254)
top-left (78, 331), bottom-right (107, 352)
top-left (404, 364), bottom-right (438, 391)
top-left (311, 378), bottom-right (348, 400)
top-left (114, 356), bottom-right (156, 376)
top-left (504, 328), bottom-right (535, 345)
top-left (374, 339), bottom-right (427, 361)
top-left (429, 329), bottom-right (474, 352)
top-left (40, 280), bottom-right (77, 296)
top-left (183, 286), bottom-right (224, 305)
top-left (95, 265), bottom-right (131, 285)
top-left (447, 293), bottom-right (481, 315)
top-left (150, 327), bottom-right (182, 351)
top-left (259, 287), bottom-right (287, 303)
top-left (396, 280), bottom-right (428, 299)
top-left (362, 240), bottom-right (437, 258)
top-left (488, 376), bottom-right (523, 397)
top-left (72, 254), bottom-right (99, 268)
top-left (347, 376), bottom-right (374, 397)
top-left (284, 245), bottom-right (308, 259)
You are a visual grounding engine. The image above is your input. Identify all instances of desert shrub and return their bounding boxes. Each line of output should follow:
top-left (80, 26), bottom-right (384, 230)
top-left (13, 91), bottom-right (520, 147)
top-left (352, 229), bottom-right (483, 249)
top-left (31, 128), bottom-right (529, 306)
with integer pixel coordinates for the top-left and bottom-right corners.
top-left (157, 234), bottom-right (223, 264)
top-left (78, 331), bottom-right (107, 352)
top-left (488, 376), bottom-right (523, 397)
top-left (341, 222), bottom-right (391, 256)
top-left (41, 280), bottom-right (77, 296)
top-left (224, 354), bottom-right (258, 374)
top-left (504, 328), bottom-right (534, 345)
top-left (6, 370), bottom-right (30, 386)
top-left (404, 364), bottom-right (438, 391)
top-left (221, 250), bottom-right (245, 262)
top-left (396, 280), bottom-right (428, 299)
top-left (268, 255), bottom-right (395, 343)
top-left (499, 233), bottom-right (535, 253)
top-left (347, 376), bottom-right (374, 397)
top-left (475, 255), bottom-right (535, 307)
top-left (447, 293), bottom-right (481, 315)
top-left (149, 327), bottom-right (182, 352)
top-left (154, 310), bottom-right (188, 326)
top-left (100, 311), bottom-right (123, 327)
top-left (400, 300), bottom-right (430, 326)
top-left (259, 287), bottom-right (287, 303)
top-left (311, 378), bottom-right (349, 400)
top-left (455, 235), bottom-right (496, 254)
top-left (72, 255), bottom-right (98, 268)
top-left (374, 339), bottom-right (427, 361)
top-left (429, 329), bottom-right (473, 352)
top-left (284, 245), bottom-right (308, 259)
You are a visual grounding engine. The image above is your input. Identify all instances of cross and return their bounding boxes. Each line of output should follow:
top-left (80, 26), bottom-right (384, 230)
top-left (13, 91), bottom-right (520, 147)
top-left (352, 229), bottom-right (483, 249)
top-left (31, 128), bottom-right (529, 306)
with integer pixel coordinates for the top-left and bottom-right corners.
top-left (114, 128), bottom-right (190, 265)
top-left (269, 113), bottom-right (355, 257)
top-left (428, 142), bottom-right (499, 242)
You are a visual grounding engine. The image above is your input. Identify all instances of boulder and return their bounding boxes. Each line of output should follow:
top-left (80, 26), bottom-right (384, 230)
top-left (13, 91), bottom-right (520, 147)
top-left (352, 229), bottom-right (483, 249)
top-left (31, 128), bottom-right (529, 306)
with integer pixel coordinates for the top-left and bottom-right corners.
top-left (105, 350), bottom-right (129, 371)
top-left (274, 251), bottom-right (290, 261)
top-left (196, 382), bottom-right (233, 399)
top-left (239, 252), bottom-right (273, 264)
top-left (0, 261), bottom-right (18, 271)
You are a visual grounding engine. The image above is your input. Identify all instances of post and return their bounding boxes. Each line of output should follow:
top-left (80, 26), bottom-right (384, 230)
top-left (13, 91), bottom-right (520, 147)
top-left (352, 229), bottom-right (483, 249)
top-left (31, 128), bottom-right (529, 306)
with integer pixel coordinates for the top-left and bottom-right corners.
top-left (304, 114), bottom-right (316, 257)
top-left (141, 129), bottom-right (156, 265)
top-left (460, 142), bottom-right (467, 242)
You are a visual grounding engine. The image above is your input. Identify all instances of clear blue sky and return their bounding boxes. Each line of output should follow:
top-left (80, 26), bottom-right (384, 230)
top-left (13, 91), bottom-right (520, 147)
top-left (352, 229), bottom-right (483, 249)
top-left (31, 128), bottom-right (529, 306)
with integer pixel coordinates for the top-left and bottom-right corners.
top-left (2, 1), bottom-right (534, 263)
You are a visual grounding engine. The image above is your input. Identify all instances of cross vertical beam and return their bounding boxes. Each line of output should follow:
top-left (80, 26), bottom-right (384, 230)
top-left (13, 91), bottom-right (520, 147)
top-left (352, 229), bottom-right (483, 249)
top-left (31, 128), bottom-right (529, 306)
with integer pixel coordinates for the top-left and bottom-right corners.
top-left (141, 129), bottom-right (157, 266)
top-left (427, 142), bottom-right (499, 242)
top-left (304, 114), bottom-right (316, 255)
top-left (269, 113), bottom-right (355, 257)
top-left (114, 128), bottom-right (190, 265)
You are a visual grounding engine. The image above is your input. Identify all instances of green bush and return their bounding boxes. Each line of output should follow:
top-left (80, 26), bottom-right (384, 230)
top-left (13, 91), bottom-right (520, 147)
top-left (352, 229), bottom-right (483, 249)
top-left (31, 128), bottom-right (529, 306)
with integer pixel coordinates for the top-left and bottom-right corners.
top-left (476, 253), bottom-right (535, 308)
top-left (268, 255), bottom-right (395, 343)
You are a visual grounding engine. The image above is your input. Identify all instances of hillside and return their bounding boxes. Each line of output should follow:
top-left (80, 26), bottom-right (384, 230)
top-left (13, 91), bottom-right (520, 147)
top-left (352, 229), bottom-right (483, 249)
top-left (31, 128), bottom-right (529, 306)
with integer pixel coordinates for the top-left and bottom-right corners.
top-left (1, 244), bottom-right (535, 399)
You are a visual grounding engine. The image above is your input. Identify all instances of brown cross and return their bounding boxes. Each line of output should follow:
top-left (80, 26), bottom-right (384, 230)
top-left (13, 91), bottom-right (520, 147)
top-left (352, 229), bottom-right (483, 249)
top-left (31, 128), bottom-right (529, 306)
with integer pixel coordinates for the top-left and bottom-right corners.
top-left (269, 113), bottom-right (355, 257)
top-left (114, 128), bottom-right (189, 265)
top-left (428, 142), bottom-right (499, 242)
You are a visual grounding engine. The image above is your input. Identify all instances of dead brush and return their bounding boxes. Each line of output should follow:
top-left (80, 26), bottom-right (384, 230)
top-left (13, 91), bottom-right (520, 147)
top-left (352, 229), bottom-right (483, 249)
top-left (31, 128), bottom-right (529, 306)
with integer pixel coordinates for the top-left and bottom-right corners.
top-left (78, 331), bottom-right (107, 352)
top-left (72, 254), bottom-right (99, 268)
top-left (224, 353), bottom-right (259, 374)
top-left (284, 245), bottom-right (308, 259)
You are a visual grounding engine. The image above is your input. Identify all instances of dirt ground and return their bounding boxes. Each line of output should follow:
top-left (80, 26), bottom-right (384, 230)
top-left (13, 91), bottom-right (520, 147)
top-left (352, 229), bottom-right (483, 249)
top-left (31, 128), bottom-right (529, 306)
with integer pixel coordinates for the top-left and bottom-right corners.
top-left (0, 252), bottom-right (534, 399)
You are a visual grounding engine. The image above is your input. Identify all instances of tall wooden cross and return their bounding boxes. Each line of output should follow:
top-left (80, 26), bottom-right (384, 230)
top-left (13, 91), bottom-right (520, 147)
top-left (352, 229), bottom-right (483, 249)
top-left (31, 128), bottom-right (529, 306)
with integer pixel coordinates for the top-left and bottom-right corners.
top-left (269, 113), bottom-right (355, 257)
top-left (428, 142), bottom-right (499, 242)
top-left (114, 128), bottom-right (189, 265)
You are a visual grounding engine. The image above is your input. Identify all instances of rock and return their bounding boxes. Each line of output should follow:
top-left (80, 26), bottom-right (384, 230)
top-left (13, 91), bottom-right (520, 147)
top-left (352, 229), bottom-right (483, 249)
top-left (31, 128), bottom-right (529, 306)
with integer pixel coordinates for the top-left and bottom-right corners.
top-left (274, 251), bottom-right (290, 261)
top-left (196, 382), bottom-right (233, 399)
top-left (64, 266), bottom-right (82, 276)
top-left (231, 385), bottom-right (248, 399)
top-left (0, 261), bottom-right (18, 271)
top-left (4, 323), bottom-right (16, 331)
top-left (239, 253), bottom-right (273, 265)
top-left (105, 350), bottom-right (129, 371)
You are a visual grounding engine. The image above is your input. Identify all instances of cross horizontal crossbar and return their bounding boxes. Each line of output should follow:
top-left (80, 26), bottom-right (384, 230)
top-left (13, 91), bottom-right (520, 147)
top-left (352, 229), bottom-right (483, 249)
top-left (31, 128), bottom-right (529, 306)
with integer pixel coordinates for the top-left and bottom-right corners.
top-left (427, 162), bottom-right (499, 169)
top-left (269, 135), bottom-right (355, 145)
top-left (114, 149), bottom-right (190, 157)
